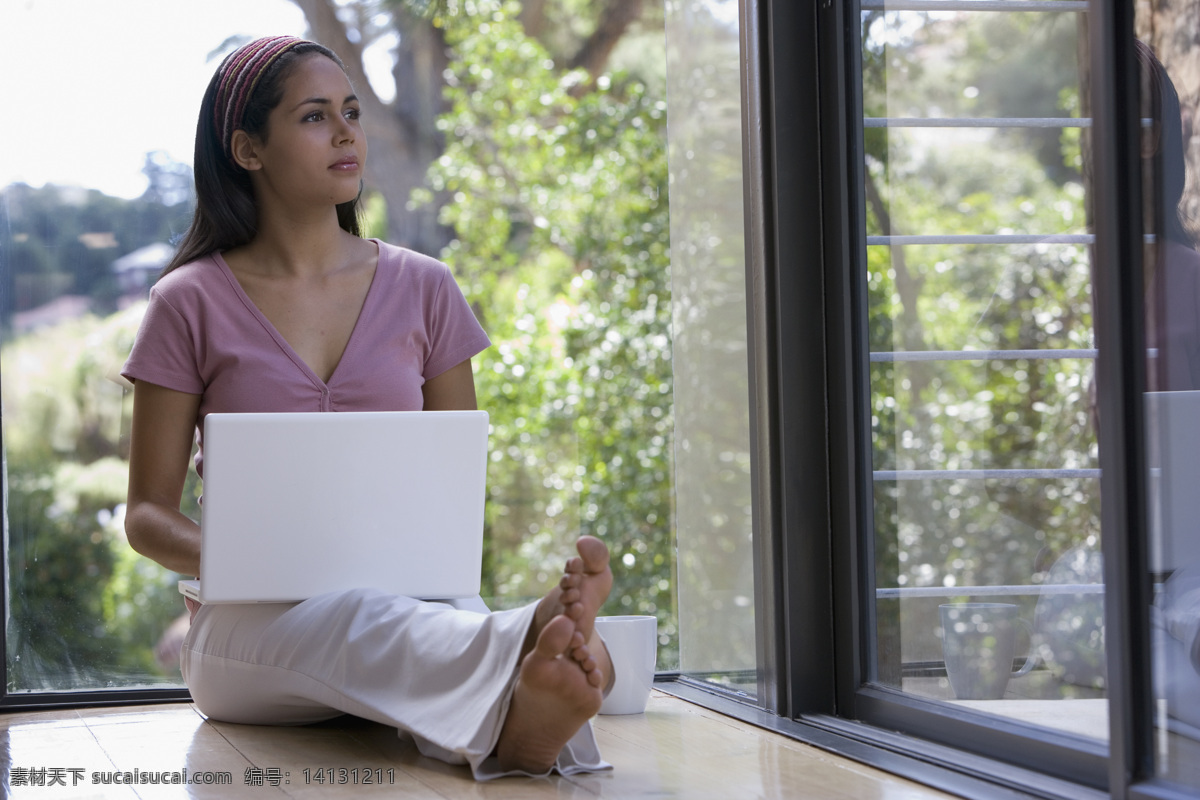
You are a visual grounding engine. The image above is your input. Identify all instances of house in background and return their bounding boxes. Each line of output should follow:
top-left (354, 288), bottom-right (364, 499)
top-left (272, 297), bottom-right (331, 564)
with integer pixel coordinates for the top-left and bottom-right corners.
top-left (112, 242), bottom-right (173, 297)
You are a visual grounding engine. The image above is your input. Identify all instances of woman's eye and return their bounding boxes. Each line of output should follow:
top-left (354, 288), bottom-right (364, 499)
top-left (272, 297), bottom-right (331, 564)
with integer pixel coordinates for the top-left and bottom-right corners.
top-left (303, 111), bottom-right (324, 122)
top-left (344, 108), bottom-right (361, 121)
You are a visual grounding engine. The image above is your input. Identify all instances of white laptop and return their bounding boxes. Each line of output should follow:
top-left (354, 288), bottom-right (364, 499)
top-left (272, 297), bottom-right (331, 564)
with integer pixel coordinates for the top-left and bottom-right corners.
top-left (179, 410), bottom-right (488, 604)
top-left (1145, 391), bottom-right (1200, 574)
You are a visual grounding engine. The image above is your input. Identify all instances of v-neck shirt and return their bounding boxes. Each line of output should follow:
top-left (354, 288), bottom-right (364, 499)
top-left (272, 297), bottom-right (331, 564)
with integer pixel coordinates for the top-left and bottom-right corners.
top-left (121, 240), bottom-right (490, 478)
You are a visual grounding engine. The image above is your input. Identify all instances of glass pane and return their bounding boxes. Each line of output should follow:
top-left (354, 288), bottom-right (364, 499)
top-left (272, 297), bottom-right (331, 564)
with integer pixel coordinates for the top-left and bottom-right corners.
top-left (1134, 2), bottom-right (1200, 788)
top-left (2, 0), bottom-right (681, 693)
top-left (426, 5), bottom-right (677, 667)
top-left (0, 0), bottom-right (315, 691)
top-left (664, 0), bottom-right (757, 695)
top-left (861, 5), bottom-right (1105, 739)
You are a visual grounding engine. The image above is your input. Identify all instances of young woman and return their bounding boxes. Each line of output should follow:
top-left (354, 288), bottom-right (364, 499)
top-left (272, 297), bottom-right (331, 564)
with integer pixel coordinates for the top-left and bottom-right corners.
top-left (121, 36), bottom-right (614, 779)
top-left (1137, 39), bottom-right (1200, 732)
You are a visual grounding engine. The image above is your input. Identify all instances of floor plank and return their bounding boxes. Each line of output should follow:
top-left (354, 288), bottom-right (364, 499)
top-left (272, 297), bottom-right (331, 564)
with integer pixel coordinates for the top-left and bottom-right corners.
top-left (0, 694), bottom-right (961, 799)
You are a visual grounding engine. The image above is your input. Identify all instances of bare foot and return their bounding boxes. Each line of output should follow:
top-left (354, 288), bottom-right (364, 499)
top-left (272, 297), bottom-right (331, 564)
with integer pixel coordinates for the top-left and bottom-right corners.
top-left (559, 536), bottom-right (613, 646)
top-left (518, 537), bottom-right (615, 693)
top-left (527, 537), bottom-right (612, 653)
top-left (561, 537), bottom-right (614, 690)
top-left (496, 615), bottom-right (603, 773)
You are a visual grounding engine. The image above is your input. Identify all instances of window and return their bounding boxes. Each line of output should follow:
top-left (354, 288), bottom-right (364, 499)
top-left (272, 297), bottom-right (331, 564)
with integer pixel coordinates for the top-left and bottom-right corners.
top-left (664, 0), bottom-right (759, 698)
top-left (5, 0), bottom-right (1199, 797)
top-left (662, 0), bottom-right (1200, 796)
top-left (862, 1), bottom-right (1103, 731)
top-left (1133, 0), bottom-right (1200, 788)
top-left (0, 0), bottom-right (681, 704)
top-left (0, 0), bottom-right (310, 703)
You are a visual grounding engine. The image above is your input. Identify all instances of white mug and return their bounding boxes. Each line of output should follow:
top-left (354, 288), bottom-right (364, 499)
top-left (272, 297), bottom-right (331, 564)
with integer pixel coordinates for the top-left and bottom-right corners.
top-left (595, 615), bottom-right (657, 715)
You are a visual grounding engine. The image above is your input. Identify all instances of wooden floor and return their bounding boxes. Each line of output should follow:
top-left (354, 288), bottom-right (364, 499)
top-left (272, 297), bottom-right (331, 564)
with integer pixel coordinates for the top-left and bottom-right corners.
top-left (0, 691), bottom-right (959, 799)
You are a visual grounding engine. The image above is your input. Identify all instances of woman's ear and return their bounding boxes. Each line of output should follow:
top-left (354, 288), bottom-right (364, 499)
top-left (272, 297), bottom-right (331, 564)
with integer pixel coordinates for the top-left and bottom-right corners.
top-left (230, 130), bottom-right (263, 171)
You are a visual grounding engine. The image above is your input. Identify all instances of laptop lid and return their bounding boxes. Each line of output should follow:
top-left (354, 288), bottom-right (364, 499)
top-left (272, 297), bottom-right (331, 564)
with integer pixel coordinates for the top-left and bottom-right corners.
top-left (192, 410), bottom-right (488, 603)
top-left (1145, 391), bottom-right (1200, 573)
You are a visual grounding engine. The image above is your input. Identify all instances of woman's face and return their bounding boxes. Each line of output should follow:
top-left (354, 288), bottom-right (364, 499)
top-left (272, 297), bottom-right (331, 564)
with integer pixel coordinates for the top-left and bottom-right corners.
top-left (243, 54), bottom-right (367, 210)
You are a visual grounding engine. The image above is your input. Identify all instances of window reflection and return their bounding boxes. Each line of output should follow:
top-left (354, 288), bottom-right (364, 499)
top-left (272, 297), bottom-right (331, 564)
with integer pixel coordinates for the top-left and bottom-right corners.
top-left (1134, 18), bottom-right (1200, 788)
top-left (861, 6), bottom-right (1107, 734)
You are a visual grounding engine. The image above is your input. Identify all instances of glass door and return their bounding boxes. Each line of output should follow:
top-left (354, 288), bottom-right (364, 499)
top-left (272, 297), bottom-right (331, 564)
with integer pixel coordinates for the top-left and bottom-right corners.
top-left (859, 0), bottom-right (1106, 742)
top-left (1132, 1), bottom-right (1200, 789)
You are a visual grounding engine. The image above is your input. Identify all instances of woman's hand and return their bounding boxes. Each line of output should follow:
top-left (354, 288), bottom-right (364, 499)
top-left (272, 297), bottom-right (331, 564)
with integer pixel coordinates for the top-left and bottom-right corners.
top-left (125, 380), bottom-right (204, 576)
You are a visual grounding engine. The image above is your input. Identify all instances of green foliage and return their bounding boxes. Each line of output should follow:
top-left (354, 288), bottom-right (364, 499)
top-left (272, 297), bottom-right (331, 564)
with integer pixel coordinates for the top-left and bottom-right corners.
top-left (417, 0), bottom-right (678, 663)
top-left (0, 174), bottom-right (192, 322)
top-left (863, 10), bottom-right (1081, 183)
top-left (2, 306), bottom-right (183, 691)
top-left (862, 12), bottom-right (1098, 676)
top-left (362, 190), bottom-right (390, 240)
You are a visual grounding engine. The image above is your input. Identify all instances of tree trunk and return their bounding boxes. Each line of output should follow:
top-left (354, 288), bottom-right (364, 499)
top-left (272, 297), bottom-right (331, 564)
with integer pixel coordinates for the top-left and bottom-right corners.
top-left (519, 0), bottom-right (549, 39)
top-left (292, 0), bottom-right (646, 254)
top-left (293, 0), bottom-right (450, 256)
top-left (570, 0), bottom-right (646, 76)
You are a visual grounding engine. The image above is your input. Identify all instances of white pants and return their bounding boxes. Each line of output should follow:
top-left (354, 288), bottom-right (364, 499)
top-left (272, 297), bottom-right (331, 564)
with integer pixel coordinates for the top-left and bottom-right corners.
top-left (1153, 564), bottom-right (1200, 732)
top-left (180, 588), bottom-right (609, 780)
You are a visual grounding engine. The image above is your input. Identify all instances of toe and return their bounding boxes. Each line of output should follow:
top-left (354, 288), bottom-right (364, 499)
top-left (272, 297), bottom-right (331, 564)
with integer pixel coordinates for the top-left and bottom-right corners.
top-left (534, 615), bottom-right (576, 658)
top-left (576, 536), bottom-right (610, 572)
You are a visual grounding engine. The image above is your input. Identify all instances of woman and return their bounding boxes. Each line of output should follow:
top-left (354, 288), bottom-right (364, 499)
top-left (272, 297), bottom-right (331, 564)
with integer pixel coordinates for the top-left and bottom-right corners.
top-left (122, 35), bottom-right (614, 779)
top-left (1141, 38), bottom-right (1200, 392)
top-left (1137, 38), bottom-right (1200, 732)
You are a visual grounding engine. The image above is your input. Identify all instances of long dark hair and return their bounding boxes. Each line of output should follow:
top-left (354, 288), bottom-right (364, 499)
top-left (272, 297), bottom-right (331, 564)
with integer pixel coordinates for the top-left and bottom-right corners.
top-left (1137, 39), bottom-right (1193, 247)
top-left (164, 41), bottom-right (363, 275)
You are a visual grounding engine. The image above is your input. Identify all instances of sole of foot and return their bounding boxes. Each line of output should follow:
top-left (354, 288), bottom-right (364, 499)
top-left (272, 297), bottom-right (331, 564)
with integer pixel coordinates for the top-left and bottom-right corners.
top-left (496, 615), bottom-right (603, 773)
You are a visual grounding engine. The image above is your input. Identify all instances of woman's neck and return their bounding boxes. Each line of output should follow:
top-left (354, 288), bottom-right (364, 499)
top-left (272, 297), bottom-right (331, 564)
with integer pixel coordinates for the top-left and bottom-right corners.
top-left (235, 208), bottom-right (359, 278)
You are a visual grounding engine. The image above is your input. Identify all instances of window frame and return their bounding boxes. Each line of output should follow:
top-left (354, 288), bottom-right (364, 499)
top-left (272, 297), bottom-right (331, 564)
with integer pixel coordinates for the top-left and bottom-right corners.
top-left (823, 0), bottom-right (1112, 784)
top-left (665, 0), bottom-right (1112, 796)
top-left (670, 0), bottom-right (1200, 798)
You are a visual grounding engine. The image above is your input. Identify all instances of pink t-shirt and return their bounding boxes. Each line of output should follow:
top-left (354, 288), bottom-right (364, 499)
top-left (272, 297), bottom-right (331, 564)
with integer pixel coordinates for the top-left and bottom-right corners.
top-left (121, 239), bottom-right (491, 478)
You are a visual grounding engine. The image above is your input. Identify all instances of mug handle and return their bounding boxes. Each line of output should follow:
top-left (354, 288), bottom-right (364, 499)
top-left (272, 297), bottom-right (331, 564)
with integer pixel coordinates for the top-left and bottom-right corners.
top-left (1011, 617), bottom-right (1040, 678)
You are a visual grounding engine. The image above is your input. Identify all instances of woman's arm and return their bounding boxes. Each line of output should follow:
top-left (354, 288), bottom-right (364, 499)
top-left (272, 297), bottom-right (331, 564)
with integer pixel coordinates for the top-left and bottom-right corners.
top-left (125, 380), bottom-right (204, 576)
top-left (422, 358), bottom-right (479, 411)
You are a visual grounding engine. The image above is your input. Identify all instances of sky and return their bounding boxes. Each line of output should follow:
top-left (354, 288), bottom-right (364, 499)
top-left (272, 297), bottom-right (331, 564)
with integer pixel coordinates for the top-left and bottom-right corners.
top-left (1, 0), bottom-right (395, 199)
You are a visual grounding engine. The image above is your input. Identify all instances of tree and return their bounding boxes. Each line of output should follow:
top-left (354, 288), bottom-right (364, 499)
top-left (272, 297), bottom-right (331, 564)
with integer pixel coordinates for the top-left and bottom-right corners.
top-left (284, 0), bottom-right (679, 659)
top-left (0, 178), bottom-right (193, 323)
top-left (415, 1), bottom-right (676, 661)
top-left (289, 0), bottom-right (655, 256)
top-left (861, 10), bottom-right (1097, 686)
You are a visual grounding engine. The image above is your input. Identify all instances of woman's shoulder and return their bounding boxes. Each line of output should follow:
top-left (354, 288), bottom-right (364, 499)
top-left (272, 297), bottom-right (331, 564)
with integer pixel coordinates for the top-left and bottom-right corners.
top-left (152, 253), bottom-right (226, 296)
top-left (1166, 239), bottom-right (1200, 267)
top-left (373, 240), bottom-right (457, 288)
top-left (1163, 240), bottom-right (1200, 289)
top-left (147, 252), bottom-right (237, 317)
top-left (375, 240), bottom-right (451, 273)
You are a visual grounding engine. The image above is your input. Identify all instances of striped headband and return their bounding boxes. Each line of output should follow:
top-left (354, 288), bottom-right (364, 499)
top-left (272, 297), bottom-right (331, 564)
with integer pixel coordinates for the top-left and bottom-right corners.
top-left (213, 36), bottom-right (309, 157)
